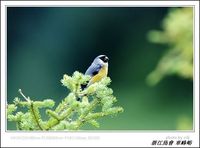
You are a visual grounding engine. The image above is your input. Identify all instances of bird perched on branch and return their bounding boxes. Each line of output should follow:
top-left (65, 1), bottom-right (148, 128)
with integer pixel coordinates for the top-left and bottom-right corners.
top-left (78, 55), bottom-right (109, 101)
top-left (85, 55), bottom-right (109, 87)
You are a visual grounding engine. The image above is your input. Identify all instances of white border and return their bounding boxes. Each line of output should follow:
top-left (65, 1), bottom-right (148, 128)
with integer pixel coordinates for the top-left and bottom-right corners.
top-left (1, 1), bottom-right (199, 147)
top-left (0, 1), bottom-right (199, 6)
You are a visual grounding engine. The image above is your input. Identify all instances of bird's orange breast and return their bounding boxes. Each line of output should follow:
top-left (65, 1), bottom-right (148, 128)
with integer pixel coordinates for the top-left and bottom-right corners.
top-left (90, 66), bottom-right (108, 84)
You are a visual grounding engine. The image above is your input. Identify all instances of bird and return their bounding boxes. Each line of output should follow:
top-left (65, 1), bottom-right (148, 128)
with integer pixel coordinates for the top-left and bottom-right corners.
top-left (78, 55), bottom-right (109, 101)
top-left (85, 55), bottom-right (109, 87)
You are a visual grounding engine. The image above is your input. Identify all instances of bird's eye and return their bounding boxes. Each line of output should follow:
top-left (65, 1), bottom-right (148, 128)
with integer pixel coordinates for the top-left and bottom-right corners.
top-left (99, 55), bottom-right (109, 63)
top-left (99, 56), bottom-right (105, 61)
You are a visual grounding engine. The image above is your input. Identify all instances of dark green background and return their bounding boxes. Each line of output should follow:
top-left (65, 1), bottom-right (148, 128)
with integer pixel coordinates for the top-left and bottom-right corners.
top-left (7, 7), bottom-right (193, 130)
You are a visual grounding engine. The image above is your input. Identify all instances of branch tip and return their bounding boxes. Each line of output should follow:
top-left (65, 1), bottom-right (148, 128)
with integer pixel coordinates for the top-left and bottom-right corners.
top-left (18, 89), bottom-right (30, 102)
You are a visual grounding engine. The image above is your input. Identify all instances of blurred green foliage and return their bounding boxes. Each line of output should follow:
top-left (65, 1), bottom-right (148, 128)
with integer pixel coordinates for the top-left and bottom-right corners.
top-left (147, 8), bottom-right (193, 86)
top-left (7, 7), bottom-right (193, 130)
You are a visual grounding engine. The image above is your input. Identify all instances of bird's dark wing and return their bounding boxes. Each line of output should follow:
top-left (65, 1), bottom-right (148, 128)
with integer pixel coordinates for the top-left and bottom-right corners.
top-left (85, 63), bottom-right (102, 76)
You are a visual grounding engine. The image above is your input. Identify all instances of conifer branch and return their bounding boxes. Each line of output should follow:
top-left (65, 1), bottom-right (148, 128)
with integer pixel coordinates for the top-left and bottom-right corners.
top-left (30, 103), bottom-right (43, 130)
top-left (7, 71), bottom-right (124, 130)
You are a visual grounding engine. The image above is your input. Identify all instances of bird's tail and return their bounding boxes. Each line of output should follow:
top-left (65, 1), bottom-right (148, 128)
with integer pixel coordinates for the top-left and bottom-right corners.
top-left (81, 84), bottom-right (87, 90)
top-left (77, 84), bottom-right (87, 101)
